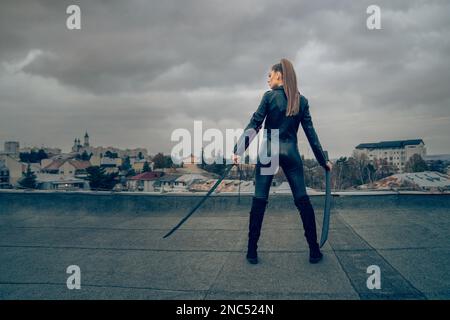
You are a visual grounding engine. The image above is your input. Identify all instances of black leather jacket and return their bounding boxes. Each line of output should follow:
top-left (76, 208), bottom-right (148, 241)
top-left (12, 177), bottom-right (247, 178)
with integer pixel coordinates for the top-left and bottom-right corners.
top-left (233, 84), bottom-right (328, 168)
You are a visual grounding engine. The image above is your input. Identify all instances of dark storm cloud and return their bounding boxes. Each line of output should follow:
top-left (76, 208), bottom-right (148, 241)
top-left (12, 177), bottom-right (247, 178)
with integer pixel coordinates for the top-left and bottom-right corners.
top-left (0, 0), bottom-right (449, 157)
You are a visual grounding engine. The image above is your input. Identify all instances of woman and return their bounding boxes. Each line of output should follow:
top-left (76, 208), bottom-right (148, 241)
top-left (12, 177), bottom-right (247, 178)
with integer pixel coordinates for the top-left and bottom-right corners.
top-left (231, 58), bottom-right (333, 265)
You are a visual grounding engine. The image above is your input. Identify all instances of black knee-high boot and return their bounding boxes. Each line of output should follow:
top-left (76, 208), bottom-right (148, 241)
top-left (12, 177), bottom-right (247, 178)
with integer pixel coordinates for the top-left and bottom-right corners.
top-left (294, 195), bottom-right (323, 263)
top-left (246, 197), bottom-right (268, 264)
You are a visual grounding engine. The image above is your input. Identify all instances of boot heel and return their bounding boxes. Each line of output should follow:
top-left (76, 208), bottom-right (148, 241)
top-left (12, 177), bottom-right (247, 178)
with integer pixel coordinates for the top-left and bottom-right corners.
top-left (309, 252), bottom-right (323, 264)
top-left (246, 254), bottom-right (258, 264)
top-left (309, 242), bottom-right (323, 264)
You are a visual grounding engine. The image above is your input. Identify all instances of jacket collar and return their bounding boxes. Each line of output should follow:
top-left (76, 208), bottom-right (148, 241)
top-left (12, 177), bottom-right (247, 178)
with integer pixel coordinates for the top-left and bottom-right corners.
top-left (273, 84), bottom-right (284, 90)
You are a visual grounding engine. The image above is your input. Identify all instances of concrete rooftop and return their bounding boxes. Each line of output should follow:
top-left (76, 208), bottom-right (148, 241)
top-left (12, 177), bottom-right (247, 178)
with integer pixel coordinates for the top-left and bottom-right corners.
top-left (0, 191), bottom-right (449, 300)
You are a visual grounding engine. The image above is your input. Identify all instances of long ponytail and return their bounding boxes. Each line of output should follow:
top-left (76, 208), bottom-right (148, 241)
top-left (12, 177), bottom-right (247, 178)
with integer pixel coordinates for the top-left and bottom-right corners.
top-left (272, 58), bottom-right (300, 116)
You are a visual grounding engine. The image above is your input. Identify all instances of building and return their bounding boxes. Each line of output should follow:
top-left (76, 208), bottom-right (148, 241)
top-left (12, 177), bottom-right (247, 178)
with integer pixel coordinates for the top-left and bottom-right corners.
top-left (131, 159), bottom-right (153, 173)
top-left (70, 131), bottom-right (148, 160)
top-left (100, 157), bottom-right (121, 174)
top-left (71, 131), bottom-right (90, 153)
top-left (0, 154), bottom-right (23, 186)
top-left (174, 174), bottom-right (209, 192)
top-left (70, 131), bottom-right (150, 171)
top-left (354, 139), bottom-right (426, 173)
top-left (127, 171), bottom-right (164, 192)
top-left (19, 146), bottom-right (61, 157)
top-left (188, 179), bottom-right (254, 193)
top-left (188, 178), bottom-right (252, 193)
top-left (229, 162), bottom-right (256, 178)
top-left (153, 174), bottom-right (183, 192)
top-left (4, 141), bottom-right (20, 155)
top-left (35, 173), bottom-right (90, 191)
top-left (84, 131), bottom-right (90, 148)
top-left (182, 154), bottom-right (201, 171)
top-left (92, 147), bottom-right (148, 160)
top-left (41, 159), bottom-right (91, 176)
top-left (72, 138), bottom-right (82, 153)
top-left (0, 160), bottom-right (11, 189)
top-left (22, 162), bottom-right (41, 174)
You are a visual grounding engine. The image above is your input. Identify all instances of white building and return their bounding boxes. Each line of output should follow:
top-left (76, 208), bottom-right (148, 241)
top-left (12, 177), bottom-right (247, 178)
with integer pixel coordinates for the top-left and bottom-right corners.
top-left (70, 131), bottom-right (149, 161)
top-left (0, 160), bottom-right (10, 188)
top-left (354, 139), bottom-right (426, 173)
top-left (4, 141), bottom-right (20, 155)
top-left (0, 154), bottom-right (23, 186)
top-left (19, 146), bottom-right (61, 156)
top-left (35, 173), bottom-right (90, 191)
top-left (127, 171), bottom-right (164, 192)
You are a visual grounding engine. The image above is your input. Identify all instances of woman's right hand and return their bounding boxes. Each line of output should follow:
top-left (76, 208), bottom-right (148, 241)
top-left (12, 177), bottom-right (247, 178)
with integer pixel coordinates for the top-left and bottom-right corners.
top-left (325, 161), bottom-right (333, 171)
top-left (231, 153), bottom-right (241, 164)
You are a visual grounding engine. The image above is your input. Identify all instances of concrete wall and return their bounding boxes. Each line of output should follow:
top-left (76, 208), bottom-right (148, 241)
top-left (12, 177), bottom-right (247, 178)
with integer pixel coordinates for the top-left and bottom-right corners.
top-left (0, 190), bottom-right (449, 217)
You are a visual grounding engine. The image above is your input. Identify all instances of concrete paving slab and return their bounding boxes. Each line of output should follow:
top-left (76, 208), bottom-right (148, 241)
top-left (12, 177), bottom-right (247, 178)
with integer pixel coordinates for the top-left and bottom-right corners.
top-left (0, 192), bottom-right (449, 300)
top-left (0, 284), bottom-right (205, 299)
top-left (209, 252), bottom-right (359, 298)
top-left (347, 224), bottom-right (443, 250)
top-left (378, 248), bottom-right (450, 298)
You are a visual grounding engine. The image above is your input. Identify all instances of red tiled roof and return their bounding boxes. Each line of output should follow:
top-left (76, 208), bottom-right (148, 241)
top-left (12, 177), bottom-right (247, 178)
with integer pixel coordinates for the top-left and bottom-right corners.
top-left (43, 159), bottom-right (65, 170)
top-left (129, 171), bottom-right (163, 181)
top-left (68, 160), bottom-right (91, 170)
top-left (43, 159), bottom-right (91, 171)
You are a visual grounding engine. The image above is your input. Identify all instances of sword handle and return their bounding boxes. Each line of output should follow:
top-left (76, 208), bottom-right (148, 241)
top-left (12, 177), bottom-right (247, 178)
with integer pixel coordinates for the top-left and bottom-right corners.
top-left (323, 150), bottom-right (329, 162)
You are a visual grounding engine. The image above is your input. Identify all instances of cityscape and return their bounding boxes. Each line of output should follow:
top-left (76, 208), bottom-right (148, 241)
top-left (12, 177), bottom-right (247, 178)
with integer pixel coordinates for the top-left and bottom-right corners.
top-left (1, 132), bottom-right (449, 194)
top-left (1, 0), bottom-right (449, 303)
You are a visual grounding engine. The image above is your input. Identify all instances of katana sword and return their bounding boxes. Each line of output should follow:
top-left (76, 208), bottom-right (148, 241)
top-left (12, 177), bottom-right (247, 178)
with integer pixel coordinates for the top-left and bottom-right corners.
top-left (163, 126), bottom-right (261, 239)
top-left (319, 150), bottom-right (332, 248)
top-left (162, 163), bottom-right (236, 238)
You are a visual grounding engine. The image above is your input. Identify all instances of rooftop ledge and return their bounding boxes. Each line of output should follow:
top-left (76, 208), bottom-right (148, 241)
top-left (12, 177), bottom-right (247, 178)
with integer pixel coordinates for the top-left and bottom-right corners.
top-left (1, 189), bottom-right (449, 196)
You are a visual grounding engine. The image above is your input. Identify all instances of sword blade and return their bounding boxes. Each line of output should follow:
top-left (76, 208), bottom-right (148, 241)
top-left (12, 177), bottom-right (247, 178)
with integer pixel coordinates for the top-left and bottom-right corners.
top-left (163, 124), bottom-right (261, 239)
top-left (320, 150), bottom-right (332, 248)
top-left (162, 163), bottom-right (235, 238)
top-left (319, 169), bottom-right (332, 247)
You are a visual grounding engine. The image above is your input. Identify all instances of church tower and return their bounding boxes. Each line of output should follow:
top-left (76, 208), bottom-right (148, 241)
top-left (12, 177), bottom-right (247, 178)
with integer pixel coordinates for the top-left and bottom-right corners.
top-left (84, 131), bottom-right (90, 147)
top-left (72, 138), bottom-right (78, 152)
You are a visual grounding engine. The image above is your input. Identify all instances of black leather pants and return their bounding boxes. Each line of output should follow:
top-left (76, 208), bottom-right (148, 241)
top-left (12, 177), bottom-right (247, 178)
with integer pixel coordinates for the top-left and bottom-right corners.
top-left (248, 141), bottom-right (319, 251)
top-left (254, 140), bottom-right (307, 201)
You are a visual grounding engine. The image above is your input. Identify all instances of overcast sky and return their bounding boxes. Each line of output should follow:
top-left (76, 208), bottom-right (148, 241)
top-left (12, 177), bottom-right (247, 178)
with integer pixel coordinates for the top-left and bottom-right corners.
top-left (0, 0), bottom-right (449, 159)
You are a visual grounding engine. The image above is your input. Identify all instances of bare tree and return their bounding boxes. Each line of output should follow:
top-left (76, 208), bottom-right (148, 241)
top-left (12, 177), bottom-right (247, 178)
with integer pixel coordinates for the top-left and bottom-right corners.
top-left (404, 154), bottom-right (428, 173)
top-left (353, 152), bottom-right (370, 185)
top-left (335, 157), bottom-right (348, 190)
